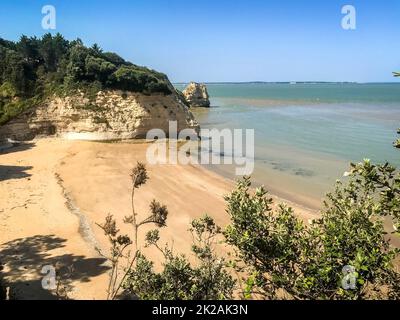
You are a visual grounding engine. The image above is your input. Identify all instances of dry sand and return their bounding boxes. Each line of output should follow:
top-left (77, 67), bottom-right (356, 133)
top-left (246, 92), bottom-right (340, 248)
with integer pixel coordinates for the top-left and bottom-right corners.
top-left (0, 138), bottom-right (319, 299)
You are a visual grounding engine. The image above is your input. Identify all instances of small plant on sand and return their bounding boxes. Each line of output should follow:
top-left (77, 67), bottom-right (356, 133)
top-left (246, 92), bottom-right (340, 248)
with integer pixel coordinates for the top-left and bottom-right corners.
top-left (54, 263), bottom-right (75, 300)
top-left (122, 215), bottom-right (235, 300)
top-left (96, 162), bottom-right (168, 300)
top-left (96, 214), bottom-right (132, 300)
top-left (97, 162), bottom-right (234, 300)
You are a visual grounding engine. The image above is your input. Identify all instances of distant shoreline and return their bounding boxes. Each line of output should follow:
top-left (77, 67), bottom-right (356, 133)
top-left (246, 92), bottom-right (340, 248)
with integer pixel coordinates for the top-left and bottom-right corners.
top-left (174, 81), bottom-right (400, 85)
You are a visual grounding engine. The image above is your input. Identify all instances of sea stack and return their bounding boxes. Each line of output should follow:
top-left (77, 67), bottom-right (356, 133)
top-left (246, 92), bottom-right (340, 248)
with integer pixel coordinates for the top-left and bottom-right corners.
top-left (182, 82), bottom-right (210, 107)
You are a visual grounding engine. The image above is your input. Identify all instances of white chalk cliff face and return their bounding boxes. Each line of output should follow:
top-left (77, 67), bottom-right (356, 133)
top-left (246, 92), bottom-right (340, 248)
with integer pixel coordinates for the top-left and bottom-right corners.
top-left (182, 82), bottom-right (210, 107)
top-left (0, 90), bottom-right (199, 141)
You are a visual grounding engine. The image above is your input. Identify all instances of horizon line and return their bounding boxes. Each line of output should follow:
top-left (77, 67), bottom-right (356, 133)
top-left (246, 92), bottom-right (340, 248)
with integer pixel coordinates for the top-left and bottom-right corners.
top-left (173, 81), bottom-right (400, 85)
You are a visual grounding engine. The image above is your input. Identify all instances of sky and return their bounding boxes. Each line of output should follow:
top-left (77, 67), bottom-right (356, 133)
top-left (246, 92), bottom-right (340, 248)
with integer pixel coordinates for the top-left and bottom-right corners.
top-left (0, 0), bottom-right (400, 83)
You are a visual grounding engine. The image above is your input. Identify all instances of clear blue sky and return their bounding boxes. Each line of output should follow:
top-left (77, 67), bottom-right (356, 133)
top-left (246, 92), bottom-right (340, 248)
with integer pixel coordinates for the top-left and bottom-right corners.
top-left (1, 0), bottom-right (399, 82)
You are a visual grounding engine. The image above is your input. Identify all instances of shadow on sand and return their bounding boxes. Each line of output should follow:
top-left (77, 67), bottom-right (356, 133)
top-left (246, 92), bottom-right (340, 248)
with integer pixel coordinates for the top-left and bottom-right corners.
top-left (0, 142), bottom-right (36, 182)
top-left (0, 235), bottom-right (109, 299)
top-left (0, 142), bottom-right (35, 155)
top-left (0, 165), bottom-right (33, 181)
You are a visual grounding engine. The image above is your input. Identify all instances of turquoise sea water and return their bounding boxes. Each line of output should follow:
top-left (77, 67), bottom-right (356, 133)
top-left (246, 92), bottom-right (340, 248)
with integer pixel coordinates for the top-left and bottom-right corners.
top-left (175, 83), bottom-right (400, 209)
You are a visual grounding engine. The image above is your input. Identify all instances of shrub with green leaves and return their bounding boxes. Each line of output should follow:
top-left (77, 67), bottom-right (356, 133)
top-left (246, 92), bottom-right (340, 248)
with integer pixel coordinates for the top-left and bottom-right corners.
top-left (122, 215), bottom-right (236, 300)
top-left (224, 170), bottom-right (400, 299)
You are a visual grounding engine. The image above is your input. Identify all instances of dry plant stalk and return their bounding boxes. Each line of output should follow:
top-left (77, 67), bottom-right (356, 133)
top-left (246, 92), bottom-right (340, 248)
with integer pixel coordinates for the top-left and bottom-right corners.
top-left (96, 162), bottom-right (168, 299)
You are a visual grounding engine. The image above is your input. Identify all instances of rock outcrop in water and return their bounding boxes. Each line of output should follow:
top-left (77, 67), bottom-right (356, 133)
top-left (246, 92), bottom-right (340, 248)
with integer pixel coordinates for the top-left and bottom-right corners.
top-left (182, 82), bottom-right (210, 107)
top-left (0, 90), bottom-right (199, 141)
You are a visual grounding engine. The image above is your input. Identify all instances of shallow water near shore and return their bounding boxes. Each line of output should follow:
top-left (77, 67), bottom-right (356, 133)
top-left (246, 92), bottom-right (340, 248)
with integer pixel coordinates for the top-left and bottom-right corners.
top-left (176, 83), bottom-right (400, 210)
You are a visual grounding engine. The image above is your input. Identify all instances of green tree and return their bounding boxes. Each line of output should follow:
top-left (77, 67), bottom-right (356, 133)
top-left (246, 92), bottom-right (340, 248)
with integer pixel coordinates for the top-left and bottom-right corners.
top-left (66, 44), bottom-right (90, 81)
top-left (90, 43), bottom-right (103, 56)
top-left (3, 49), bottom-right (33, 96)
top-left (38, 33), bottom-right (68, 72)
top-left (17, 35), bottom-right (40, 65)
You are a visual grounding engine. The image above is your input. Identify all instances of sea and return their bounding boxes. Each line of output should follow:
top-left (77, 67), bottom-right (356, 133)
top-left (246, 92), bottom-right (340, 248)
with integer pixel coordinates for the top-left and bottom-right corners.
top-left (174, 83), bottom-right (400, 210)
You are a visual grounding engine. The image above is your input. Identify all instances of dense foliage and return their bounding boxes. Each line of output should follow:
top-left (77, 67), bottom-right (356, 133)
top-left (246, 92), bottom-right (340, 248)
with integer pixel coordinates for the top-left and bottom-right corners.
top-left (0, 33), bottom-right (172, 125)
top-left (224, 165), bottom-right (400, 299)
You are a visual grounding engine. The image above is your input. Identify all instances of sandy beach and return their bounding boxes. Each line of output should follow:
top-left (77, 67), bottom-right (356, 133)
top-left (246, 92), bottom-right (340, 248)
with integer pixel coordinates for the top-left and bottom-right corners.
top-left (0, 138), bottom-right (319, 299)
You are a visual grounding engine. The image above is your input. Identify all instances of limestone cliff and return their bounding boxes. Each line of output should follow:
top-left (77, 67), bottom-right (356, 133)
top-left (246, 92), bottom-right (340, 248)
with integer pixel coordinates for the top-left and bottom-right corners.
top-left (0, 90), bottom-right (199, 141)
top-left (182, 82), bottom-right (210, 108)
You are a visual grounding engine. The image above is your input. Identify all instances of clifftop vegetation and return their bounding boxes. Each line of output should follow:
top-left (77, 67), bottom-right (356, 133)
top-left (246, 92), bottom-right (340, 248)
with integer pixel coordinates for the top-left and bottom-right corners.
top-left (0, 33), bottom-right (173, 125)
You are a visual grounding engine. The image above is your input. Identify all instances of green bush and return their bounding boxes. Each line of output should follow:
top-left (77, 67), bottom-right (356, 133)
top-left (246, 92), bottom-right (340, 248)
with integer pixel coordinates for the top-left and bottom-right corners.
top-left (224, 168), bottom-right (400, 300)
top-left (0, 96), bottom-right (42, 125)
top-left (122, 216), bottom-right (236, 300)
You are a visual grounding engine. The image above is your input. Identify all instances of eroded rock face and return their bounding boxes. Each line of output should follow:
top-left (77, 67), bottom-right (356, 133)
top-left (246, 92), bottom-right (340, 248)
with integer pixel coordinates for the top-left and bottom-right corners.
top-left (0, 90), bottom-right (199, 141)
top-left (182, 82), bottom-right (210, 108)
